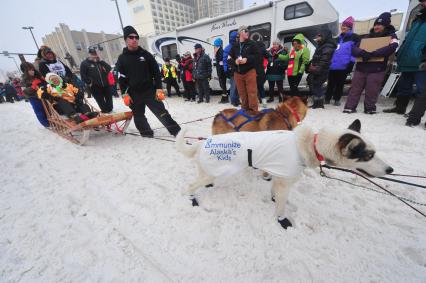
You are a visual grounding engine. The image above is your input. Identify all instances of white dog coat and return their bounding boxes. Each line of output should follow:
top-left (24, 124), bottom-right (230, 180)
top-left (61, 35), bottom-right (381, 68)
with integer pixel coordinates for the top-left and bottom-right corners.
top-left (198, 131), bottom-right (304, 178)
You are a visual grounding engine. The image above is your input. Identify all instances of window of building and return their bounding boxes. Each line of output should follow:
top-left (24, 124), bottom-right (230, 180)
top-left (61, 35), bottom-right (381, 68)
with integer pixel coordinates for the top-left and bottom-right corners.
top-left (161, 43), bottom-right (177, 59)
top-left (284, 2), bottom-right (313, 20)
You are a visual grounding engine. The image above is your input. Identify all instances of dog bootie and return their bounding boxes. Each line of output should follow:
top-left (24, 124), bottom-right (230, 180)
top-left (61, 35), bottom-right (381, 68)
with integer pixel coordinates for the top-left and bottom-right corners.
top-left (278, 218), bottom-right (292, 229)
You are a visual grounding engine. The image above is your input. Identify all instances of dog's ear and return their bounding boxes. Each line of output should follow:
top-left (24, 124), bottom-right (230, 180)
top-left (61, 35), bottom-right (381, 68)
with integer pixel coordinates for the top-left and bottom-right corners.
top-left (348, 119), bottom-right (361, 133)
top-left (338, 133), bottom-right (365, 159)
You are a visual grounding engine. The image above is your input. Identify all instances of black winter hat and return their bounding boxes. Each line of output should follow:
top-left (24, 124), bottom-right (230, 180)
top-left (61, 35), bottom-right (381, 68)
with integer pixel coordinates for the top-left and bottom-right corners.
top-left (374, 12), bottom-right (392, 27)
top-left (123, 25), bottom-right (139, 39)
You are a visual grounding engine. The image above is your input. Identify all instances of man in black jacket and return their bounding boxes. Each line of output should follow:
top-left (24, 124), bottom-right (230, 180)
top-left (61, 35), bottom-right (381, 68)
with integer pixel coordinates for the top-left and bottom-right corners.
top-left (39, 47), bottom-right (73, 82)
top-left (116, 26), bottom-right (180, 137)
top-left (307, 29), bottom-right (337, 109)
top-left (80, 49), bottom-right (113, 113)
top-left (229, 26), bottom-right (260, 111)
top-left (193, 43), bottom-right (212, 103)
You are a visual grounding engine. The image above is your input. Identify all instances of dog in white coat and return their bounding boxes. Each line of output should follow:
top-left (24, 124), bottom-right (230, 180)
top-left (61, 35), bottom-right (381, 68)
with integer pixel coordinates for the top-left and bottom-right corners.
top-left (176, 119), bottom-right (393, 229)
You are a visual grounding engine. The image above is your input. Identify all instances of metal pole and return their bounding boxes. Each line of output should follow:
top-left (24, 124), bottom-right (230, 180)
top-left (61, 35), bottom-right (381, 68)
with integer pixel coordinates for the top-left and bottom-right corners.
top-left (22, 27), bottom-right (39, 50)
top-left (8, 57), bottom-right (22, 74)
top-left (113, 0), bottom-right (124, 30)
top-left (28, 28), bottom-right (39, 49)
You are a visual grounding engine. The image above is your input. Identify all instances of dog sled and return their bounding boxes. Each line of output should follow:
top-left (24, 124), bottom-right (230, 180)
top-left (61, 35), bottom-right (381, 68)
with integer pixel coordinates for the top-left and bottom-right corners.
top-left (41, 99), bottom-right (133, 145)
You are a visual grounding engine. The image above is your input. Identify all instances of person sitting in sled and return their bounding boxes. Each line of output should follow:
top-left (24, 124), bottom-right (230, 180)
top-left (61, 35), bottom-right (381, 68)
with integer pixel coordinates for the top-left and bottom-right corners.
top-left (37, 72), bottom-right (98, 124)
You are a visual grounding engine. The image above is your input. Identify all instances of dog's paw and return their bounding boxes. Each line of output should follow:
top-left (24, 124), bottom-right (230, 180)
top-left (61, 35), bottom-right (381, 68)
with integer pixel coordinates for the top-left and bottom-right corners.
top-left (205, 183), bottom-right (214, 188)
top-left (278, 218), bottom-right (292, 229)
top-left (191, 198), bottom-right (199, 206)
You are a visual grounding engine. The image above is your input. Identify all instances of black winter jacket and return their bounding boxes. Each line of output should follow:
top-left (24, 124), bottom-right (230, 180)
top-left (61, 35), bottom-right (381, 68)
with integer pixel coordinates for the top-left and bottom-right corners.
top-left (193, 51), bottom-right (212, 80)
top-left (116, 47), bottom-right (162, 94)
top-left (80, 59), bottom-right (111, 88)
top-left (229, 39), bottom-right (260, 74)
top-left (214, 47), bottom-right (225, 77)
top-left (309, 30), bottom-right (337, 76)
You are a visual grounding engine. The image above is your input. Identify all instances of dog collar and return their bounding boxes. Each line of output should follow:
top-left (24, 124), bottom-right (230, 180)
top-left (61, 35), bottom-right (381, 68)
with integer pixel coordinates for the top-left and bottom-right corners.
top-left (313, 133), bottom-right (325, 164)
top-left (284, 104), bottom-right (301, 124)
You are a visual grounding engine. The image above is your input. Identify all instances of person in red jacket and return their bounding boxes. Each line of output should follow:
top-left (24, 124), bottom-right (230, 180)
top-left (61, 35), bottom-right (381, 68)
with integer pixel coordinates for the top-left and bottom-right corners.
top-left (180, 51), bottom-right (196, 101)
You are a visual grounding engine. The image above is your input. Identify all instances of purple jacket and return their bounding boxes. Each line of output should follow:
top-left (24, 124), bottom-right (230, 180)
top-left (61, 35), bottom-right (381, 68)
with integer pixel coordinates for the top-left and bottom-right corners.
top-left (330, 32), bottom-right (360, 71)
top-left (353, 25), bottom-right (398, 73)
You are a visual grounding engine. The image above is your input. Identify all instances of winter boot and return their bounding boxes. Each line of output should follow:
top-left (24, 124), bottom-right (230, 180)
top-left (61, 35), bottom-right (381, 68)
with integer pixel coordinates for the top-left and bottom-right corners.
top-left (218, 94), bottom-right (228, 104)
top-left (383, 96), bottom-right (410, 114)
top-left (261, 98), bottom-right (267, 108)
top-left (310, 99), bottom-right (324, 109)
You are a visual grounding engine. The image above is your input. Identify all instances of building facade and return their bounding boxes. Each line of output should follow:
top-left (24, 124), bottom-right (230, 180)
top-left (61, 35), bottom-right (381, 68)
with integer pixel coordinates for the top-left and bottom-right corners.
top-left (42, 23), bottom-right (125, 69)
top-left (127, 0), bottom-right (243, 36)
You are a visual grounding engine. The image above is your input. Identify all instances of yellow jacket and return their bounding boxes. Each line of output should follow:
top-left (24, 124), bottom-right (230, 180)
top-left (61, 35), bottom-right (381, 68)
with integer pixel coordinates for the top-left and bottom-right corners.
top-left (37, 83), bottom-right (79, 103)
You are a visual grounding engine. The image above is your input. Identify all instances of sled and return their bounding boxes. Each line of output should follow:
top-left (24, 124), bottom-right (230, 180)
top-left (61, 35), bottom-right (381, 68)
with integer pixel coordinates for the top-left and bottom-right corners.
top-left (41, 99), bottom-right (133, 145)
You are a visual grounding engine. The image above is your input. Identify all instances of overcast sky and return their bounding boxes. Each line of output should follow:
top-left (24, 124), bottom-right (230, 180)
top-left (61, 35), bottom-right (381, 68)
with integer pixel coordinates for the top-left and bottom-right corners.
top-left (0, 0), bottom-right (409, 75)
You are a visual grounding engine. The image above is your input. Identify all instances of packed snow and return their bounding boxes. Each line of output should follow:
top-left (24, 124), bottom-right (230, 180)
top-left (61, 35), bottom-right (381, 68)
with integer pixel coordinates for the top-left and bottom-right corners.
top-left (1, 95), bottom-right (425, 282)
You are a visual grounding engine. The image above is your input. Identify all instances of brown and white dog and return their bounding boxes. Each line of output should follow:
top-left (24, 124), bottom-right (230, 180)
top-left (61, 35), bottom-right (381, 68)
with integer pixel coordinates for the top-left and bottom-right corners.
top-left (177, 119), bottom-right (393, 229)
top-left (211, 96), bottom-right (308, 135)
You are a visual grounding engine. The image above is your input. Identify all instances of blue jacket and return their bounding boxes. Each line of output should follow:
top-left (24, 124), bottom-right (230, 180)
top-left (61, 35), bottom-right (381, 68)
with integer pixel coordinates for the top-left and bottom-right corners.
top-left (397, 8), bottom-right (426, 72)
top-left (330, 31), bottom-right (360, 71)
top-left (223, 31), bottom-right (238, 73)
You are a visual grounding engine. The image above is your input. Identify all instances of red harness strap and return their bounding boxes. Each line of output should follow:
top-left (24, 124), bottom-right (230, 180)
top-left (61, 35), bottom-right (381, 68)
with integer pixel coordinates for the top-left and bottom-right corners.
top-left (284, 104), bottom-right (301, 124)
top-left (313, 133), bottom-right (325, 164)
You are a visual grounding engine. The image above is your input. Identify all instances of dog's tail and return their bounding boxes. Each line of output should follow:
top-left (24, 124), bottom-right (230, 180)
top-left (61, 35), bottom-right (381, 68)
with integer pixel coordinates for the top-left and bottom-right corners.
top-left (176, 127), bottom-right (199, 158)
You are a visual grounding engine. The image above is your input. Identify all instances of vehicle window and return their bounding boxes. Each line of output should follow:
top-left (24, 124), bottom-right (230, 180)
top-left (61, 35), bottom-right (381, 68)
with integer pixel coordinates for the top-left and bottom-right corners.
top-left (284, 2), bottom-right (313, 20)
top-left (406, 4), bottom-right (422, 33)
top-left (248, 22), bottom-right (271, 48)
top-left (161, 43), bottom-right (178, 60)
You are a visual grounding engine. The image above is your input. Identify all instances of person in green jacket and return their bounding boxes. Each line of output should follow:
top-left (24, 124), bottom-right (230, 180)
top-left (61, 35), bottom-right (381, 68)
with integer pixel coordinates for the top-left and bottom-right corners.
top-left (277, 33), bottom-right (310, 96)
top-left (384, 0), bottom-right (426, 120)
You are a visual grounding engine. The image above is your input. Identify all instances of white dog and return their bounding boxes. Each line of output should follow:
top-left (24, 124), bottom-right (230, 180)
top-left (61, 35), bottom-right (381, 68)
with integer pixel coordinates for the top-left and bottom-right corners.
top-left (176, 119), bottom-right (393, 229)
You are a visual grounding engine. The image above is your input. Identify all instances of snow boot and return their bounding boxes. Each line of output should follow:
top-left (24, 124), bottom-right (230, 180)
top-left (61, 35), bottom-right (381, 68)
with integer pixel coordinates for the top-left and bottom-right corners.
top-left (218, 94), bottom-right (229, 104)
top-left (383, 96), bottom-right (410, 114)
top-left (310, 99), bottom-right (324, 109)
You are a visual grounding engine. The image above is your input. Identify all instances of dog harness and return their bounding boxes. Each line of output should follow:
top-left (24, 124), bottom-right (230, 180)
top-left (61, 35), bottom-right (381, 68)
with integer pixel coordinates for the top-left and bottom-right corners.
top-left (198, 131), bottom-right (304, 179)
top-left (219, 108), bottom-right (292, 131)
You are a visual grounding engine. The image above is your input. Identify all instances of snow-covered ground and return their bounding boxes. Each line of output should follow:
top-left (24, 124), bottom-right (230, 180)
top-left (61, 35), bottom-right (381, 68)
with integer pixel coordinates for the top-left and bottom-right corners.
top-left (1, 95), bottom-right (425, 282)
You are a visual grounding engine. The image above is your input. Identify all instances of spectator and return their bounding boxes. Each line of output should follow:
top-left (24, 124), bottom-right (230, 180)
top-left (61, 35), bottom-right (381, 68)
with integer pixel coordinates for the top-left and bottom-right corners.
top-left (384, 0), bottom-right (426, 126)
top-left (214, 38), bottom-right (229, 104)
top-left (229, 25), bottom-right (260, 111)
top-left (80, 48), bottom-right (113, 113)
top-left (266, 39), bottom-right (288, 103)
top-left (4, 81), bottom-right (19, 103)
top-left (344, 12), bottom-right (398, 114)
top-left (278, 34), bottom-right (310, 97)
top-left (255, 40), bottom-right (269, 107)
top-left (224, 31), bottom-right (240, 107)
top-left (180, 51), bottom-right (196, 101)
top-left (307, 29), bottom-right (337, 109)
top-left (20, 62), bottom-right (49, 127)
top-left (12, 79), bottom-right (25, 100)
top-left (38, 47), bottom-right (73, 82)
top-left (0, 83), bottom-right (6, 103)
top-left (161, 58), bottom-right (181, 97)
top-left (116, 26), bottom-right (180, 137)
top-left (325, 17), bottom-right (360, 106)
top-left (193, 43), bottom-right (212, 103)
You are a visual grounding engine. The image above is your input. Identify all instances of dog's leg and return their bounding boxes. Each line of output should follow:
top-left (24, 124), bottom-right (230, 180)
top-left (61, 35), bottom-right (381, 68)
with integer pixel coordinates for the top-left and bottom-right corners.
top-left (273, 177), bottom-right (294, 229)
top-left (187, 167), bottom-right (215, 207)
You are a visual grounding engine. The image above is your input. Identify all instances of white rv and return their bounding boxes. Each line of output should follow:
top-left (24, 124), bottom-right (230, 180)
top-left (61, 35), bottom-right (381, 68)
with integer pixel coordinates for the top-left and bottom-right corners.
top-left (146, 0), bottom-right (339, 90)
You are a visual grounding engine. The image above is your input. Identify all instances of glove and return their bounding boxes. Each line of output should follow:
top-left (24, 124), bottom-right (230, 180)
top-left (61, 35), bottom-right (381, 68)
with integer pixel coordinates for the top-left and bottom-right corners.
top-left (37, 88), bottom-right (50, 100)
top-left (156, 89), bottom-right (165, 101)
top-left (360, 50), bottom-right (373, 62)
top-left (419, 62), bottom-right (426, 71)
top-left (122, 94), bottom-right (132, 106)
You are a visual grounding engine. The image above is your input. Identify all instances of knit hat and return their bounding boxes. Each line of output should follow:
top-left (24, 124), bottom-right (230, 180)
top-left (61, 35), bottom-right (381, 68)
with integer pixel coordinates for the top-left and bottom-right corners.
top-left (272, 38), bottom-right (281, 45)
top-left (238, 25), bottom-right (249, 34)
top-left (342, 16), bottom-right (355, 29)
top-left (194, 43), bottom-right (202, 49)
top-left (184, 51), bottom-right (191, 56)
top-left (123, 25), bottom-right (139, 39)
top-left (88, 48), bottom-right (97, 55)
top-left (374, 12), bottom-right (392, 27)
top-left (213, 38), bottom-right (223, 47)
